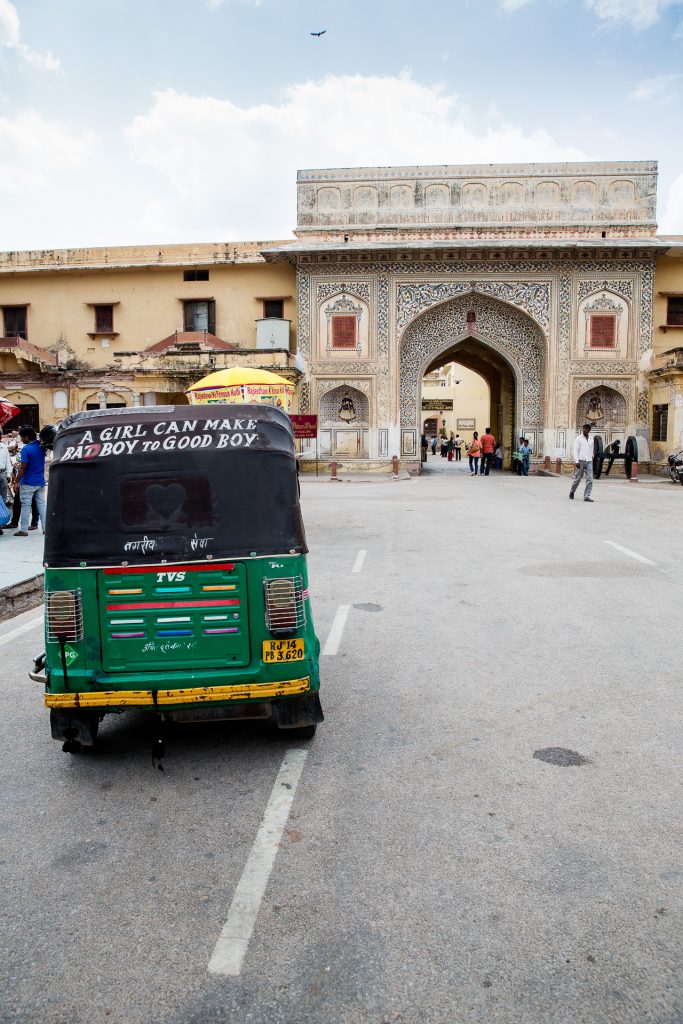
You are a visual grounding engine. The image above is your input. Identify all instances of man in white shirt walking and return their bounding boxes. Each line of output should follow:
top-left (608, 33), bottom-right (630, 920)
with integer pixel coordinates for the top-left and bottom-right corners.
top-left (569, 423), bottom-right (595, 502)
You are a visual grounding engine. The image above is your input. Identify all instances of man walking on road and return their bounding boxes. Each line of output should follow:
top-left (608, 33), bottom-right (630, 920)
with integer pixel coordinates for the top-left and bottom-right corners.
top-left (570, 423), bottom-right (595, 502)
top-left (480, 427), bottom-right (496, 477)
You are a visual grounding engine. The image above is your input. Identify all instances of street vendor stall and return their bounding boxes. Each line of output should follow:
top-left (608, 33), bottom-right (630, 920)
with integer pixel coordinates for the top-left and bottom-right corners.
top-left (186, 367), bottom-right (294, 411)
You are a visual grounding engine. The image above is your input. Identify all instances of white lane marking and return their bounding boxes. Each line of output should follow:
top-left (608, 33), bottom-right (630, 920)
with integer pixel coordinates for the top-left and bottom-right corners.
top-left (207, 748), bottom-right (309, 977)
top-left (352, 549), bottom-right (367, 574)
top-left (604, 540), bottom-right (657, 566)
top-left (322, 605), bottom-right (350, 656)
top-left (0, 615), bottom-right (43, 648)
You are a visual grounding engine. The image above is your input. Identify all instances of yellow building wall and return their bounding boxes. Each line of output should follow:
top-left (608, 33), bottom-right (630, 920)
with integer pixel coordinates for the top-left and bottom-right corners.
top-left (650, 246), bottom-right (683, 460)
top-left (653, 249), bottom-right (683, 355)
top-left (0, 257), bottom-right (297, 368)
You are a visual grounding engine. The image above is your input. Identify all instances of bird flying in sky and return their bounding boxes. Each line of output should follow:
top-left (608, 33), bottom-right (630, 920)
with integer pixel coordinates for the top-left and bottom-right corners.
top-left (310, 30), bottom-right (326, 37)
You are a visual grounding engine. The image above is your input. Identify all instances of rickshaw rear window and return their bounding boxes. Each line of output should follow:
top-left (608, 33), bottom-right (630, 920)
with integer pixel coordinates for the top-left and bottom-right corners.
top-left (120, 474), bottom-right (215, 531)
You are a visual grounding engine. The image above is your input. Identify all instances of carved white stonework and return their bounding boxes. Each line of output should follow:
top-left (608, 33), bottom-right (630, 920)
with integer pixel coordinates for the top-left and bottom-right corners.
top-left (296, 162), bottom-right (657, 237)
top-left (400, 292), bottom-right (546, 431)
top-left (576, 386), bottom-right (627, 427)
top-left (317, 378), bottom-right (371, 398)
top-left (286, 162), bottom-right (660, 455)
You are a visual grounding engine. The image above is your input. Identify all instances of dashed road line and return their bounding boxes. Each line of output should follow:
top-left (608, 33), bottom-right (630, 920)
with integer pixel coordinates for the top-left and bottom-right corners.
top-left (322, 605), bottom-right (350, 656)
top-left (0, 615), bottom-right (43, 648)
top-left (207, 747), bottom-right (309, 977)
top-left (352, 549), bottom-right (367, 574)
top-left (604, 540), bottom-right (656, 566)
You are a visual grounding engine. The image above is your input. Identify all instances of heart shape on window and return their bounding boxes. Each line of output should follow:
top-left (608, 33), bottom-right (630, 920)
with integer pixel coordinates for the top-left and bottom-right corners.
top-left (146, 483), bottom-right (186, 519)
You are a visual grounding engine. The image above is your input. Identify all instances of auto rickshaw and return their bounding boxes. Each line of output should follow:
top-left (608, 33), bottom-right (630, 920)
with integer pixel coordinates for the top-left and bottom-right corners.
top-left (31, 404), bottom-right (323, 752)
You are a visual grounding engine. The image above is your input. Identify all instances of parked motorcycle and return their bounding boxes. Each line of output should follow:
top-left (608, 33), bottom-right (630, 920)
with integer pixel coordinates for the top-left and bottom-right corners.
top-left (668, 450), bottom-right (683, 485)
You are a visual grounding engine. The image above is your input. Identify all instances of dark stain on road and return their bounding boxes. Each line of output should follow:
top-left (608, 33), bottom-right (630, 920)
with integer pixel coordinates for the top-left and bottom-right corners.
top-left (51, 839), bottom-right (108, 868)
top-left (533, 747), bottom-right (590, 767)
top-left (353, 603), bottom-right (383, 612)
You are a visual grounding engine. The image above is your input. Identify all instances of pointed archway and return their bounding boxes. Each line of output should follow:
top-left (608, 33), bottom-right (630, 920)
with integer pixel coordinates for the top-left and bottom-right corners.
top-left (399, 291), bottom-right (547, 461)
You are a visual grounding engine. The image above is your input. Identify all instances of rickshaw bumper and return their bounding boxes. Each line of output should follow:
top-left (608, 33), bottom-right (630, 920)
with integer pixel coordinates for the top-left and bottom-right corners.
top-left (44, 675), bottom-right (314, 709)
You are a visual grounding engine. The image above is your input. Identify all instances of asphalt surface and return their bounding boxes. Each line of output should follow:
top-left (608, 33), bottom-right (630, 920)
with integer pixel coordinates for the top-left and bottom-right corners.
top-left (1, 460), bottom-right (681, 1024)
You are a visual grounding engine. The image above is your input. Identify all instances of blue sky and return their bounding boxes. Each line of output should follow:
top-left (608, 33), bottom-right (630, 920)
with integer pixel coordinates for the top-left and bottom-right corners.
top-left (1, 0), bottom-right (681, 248)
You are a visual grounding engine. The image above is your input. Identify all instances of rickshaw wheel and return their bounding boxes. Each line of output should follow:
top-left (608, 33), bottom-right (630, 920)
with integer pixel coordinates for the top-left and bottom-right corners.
top-left (286, 724), bottom-right (317, 740)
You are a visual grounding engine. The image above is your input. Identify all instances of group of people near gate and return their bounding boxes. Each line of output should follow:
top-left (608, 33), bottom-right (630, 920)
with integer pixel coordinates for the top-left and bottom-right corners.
top-left (0, 425), bottom-right (50, 538)
top-left (428, 428), bottom-right (531, 477)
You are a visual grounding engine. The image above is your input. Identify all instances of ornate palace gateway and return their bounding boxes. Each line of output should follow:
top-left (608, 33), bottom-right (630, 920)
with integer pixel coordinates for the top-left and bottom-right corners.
top-left (264, 161), bottom-right (663, 470)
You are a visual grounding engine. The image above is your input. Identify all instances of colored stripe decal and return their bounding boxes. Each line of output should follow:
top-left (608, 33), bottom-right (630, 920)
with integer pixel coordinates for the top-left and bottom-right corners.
top-left (204, 628), bottom-right (239, 635)
top-left (204, 614), bottom-right (229, 621)
top-left (45, 677), bottom-right (311, 708)
top-left (106, 599), bottom-right (240, 611)
top-left (154, 586), bottom-right (191, 593)
top-left (156, 616), bottom-right (192, 624)
top-left (111, 632), bottom-right (146, 639)
top-left (202, 585), bottom-right (237, 592)
top-left (104, 563), bottom-right (235, 576)
top-left (109, 618), bottom-right (145, 625)
top-left (108, 588), bottom-right (143, 595)
top-left (156, 629), bottom-right (193, 637)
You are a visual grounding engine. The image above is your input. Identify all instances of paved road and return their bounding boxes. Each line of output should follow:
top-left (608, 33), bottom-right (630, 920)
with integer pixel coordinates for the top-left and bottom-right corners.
top-left (1, 466), bottom-right (681, 1024)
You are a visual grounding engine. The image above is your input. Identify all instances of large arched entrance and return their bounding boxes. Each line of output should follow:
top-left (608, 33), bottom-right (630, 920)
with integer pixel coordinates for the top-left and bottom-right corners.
top-left (399, 292), bottom-right (547, 464)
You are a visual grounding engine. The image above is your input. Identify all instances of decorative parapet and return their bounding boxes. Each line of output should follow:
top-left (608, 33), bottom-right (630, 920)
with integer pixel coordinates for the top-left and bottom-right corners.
top-left (296, 162), bottom-right (658, 238)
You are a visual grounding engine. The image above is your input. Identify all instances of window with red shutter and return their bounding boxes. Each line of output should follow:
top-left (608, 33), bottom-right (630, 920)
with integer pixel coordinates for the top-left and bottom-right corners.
top-left (589, 314), bottom-right (616, 349)
top-left (331, 315), bottom-right (357, 349)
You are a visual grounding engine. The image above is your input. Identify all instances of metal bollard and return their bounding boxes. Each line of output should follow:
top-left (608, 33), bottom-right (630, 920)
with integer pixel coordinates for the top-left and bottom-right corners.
top-left (629, 461), bottom-right (639, 483)
top-left (392, 455), bottom-right (399, 480)
top-left (544, 456), bottom-right (551, 472)
top-left (555, 458), bottom-right (562, 475)
top-left (330, 461), bottom-right (338, 481)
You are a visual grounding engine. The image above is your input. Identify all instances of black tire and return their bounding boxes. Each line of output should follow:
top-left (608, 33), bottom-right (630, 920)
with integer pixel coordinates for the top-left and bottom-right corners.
top-left (286, 724), bottom-right (317, 740)
top-left (592, 436), bottom-right (604, 478)
top-left (625, 436), bottom-right (638, 462)
top-left (624, 437), bottom-right (638, 480)
top-left (669, 466), bottom-right (678, 484)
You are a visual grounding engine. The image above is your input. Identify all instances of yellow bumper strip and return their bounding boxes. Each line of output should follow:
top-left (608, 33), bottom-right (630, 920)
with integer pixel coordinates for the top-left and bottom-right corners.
top-left (45, 677), bottom-right (310, 709)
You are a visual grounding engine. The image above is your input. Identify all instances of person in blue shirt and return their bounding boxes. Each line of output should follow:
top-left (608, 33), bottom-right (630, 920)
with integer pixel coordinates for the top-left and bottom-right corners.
top-left (15, 425), bottom-right (47, 536)
top-left (520, 439), bottom-right (532, 476)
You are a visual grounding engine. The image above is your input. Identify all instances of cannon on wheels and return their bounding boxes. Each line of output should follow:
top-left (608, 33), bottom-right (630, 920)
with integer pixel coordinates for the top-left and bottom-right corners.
top-left (593, 435), bottom-right (638, 480)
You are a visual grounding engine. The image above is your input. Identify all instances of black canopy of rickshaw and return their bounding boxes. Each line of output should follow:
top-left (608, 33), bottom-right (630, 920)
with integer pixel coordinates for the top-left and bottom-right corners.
top-left (44, 404), bottom-right (307, 568)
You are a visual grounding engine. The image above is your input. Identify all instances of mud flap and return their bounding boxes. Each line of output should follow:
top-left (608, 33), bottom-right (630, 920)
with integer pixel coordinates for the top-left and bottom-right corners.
top-left (274, 693), bottom-right (324, 730)
top-left (50, 709), bottom-right (99, 747)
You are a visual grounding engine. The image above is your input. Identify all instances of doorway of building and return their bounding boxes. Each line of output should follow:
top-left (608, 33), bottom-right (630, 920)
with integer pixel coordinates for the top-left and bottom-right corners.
top-left (399, 291), bottom-right (545, 468)
top-left (420, 346), bottom-right (513, 467)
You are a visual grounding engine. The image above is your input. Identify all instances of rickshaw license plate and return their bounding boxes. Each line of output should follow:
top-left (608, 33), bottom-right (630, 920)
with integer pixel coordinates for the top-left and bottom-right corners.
top-left (262, 639), bottom-right (305, 663)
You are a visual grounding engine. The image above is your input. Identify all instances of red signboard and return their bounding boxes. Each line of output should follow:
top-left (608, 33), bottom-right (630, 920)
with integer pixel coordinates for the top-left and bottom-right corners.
top-left (289, 414), bottom-right (318, 439)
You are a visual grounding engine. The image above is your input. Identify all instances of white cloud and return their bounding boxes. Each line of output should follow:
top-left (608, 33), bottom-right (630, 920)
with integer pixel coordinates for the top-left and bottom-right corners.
top-left (632, 72), bottom-right (681, 99)
top-left (500, 0), bottom-right (535, 10)
top-left (502, 0), bottom-right (683, 26)
top-left (584, 0), bottom-right (683, 29)
top-left (0, 0), bottom-right (59, 70)
top-left (0, 110), bottom-right (97, 192)
top-left (660, 173), bottom-right (683, 233)
top-left (124, 73), bottom-right (585, 241)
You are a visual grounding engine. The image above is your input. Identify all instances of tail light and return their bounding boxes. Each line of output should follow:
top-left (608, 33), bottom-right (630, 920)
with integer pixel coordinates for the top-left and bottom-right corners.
top-left (263, 576), bottom-right (306, 635)
top-left (46, 589), bottom-right (84, 642)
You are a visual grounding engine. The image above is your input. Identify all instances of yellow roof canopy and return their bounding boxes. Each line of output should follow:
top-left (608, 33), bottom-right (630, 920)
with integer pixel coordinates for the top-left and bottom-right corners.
top-left (187, 367), bottom-right (291, 392)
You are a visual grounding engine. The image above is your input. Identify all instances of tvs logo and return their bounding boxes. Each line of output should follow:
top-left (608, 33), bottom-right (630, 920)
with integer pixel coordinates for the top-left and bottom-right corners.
top-left (156, 571), bottom-right (186, 583)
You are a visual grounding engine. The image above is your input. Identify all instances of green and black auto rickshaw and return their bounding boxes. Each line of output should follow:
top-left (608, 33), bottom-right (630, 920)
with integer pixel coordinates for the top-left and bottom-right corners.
top-left (31, 404), bottom-right (323, 752)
